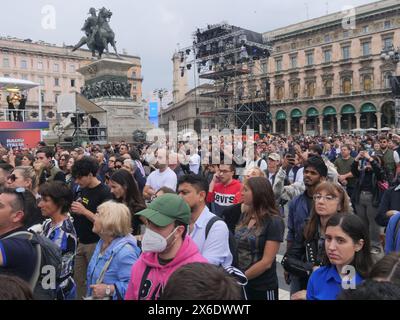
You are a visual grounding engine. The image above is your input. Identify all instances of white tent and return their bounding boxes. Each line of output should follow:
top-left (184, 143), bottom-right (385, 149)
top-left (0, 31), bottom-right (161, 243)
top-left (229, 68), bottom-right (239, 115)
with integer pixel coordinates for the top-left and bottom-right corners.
top-left (0, 77), bottom-right (42, 120)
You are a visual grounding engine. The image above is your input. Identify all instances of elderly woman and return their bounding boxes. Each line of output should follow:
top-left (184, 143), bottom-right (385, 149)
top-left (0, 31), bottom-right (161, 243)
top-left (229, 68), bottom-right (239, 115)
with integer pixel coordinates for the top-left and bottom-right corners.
top-left (86, 201), bottom-right (141, 300)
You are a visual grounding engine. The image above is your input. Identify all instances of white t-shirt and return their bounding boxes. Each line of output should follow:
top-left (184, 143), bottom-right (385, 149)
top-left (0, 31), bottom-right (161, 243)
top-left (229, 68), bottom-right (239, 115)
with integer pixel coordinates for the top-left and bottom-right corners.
top-left (189, 153), bottom-right (201, 174)
top-left (394, 150), bottom-right (400, 165)
top-left (146, 167), bottom-right (177, 192)
top-left (245, 159), bottom-right (268, 172)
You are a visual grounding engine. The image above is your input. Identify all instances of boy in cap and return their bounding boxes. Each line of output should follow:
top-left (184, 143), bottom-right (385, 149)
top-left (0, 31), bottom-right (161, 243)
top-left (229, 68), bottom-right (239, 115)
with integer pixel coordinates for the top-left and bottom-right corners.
top-left (125, 194), bottom-right (208, 300)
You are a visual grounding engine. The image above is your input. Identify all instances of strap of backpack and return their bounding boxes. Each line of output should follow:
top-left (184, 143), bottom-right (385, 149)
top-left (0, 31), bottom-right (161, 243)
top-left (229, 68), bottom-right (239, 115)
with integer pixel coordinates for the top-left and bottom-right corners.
top-left (138, 266), bottom-right (152, 301)
top-left (3, 231), bottom-right (42, 291)
top-left (205, 216), bottom-right (222, 239)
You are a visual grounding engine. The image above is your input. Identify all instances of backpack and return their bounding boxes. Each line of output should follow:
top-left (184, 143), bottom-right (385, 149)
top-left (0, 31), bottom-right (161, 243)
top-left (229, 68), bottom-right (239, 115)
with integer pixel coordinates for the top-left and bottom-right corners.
top-left (4, 231), bottom-right (62, 300)
top-left (205, 216), bottom-right (239, 268)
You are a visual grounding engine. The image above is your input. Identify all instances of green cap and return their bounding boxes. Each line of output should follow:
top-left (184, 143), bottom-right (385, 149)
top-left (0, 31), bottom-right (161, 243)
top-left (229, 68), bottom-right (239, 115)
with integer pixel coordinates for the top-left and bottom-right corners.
top-left (136, 194), bottom-right (191, 227)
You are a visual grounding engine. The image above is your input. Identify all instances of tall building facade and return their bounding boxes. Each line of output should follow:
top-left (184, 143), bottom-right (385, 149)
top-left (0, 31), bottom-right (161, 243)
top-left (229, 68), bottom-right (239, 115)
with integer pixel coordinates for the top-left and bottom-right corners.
top-left (0, 37), bottom-right (143, 124)
top-left (263, 0), bottom-right (400, 135)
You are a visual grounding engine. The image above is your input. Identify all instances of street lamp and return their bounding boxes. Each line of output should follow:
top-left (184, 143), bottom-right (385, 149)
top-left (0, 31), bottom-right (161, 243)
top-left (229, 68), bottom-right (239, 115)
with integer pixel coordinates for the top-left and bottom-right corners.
top-left (154, 88), bottom-right (168, 128)
top-left (381, 45), bottom-right (400, 133)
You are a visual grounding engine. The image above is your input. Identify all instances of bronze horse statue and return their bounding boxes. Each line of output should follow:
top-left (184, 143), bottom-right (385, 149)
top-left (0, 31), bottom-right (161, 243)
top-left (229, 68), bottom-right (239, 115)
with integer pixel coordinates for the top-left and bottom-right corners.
top-left (72, 7), bottom-right (120, 59)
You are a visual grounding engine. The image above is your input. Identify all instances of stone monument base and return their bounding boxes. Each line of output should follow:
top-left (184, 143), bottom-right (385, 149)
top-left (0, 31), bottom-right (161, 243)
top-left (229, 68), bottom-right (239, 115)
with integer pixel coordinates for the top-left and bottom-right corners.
top-left (92, 96), bottom-right (153, 142)
top-left (77, 58), bottom-right (153, 143)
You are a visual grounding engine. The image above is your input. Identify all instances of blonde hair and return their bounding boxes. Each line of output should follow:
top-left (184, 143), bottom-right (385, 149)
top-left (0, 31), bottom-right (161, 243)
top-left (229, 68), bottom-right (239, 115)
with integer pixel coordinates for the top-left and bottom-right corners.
top-left (15, 166), bottom-right (38, 191)
top-left (97, 201), bottom-right (132, 237)
top-left (245, 167), bottom-right (266, 178)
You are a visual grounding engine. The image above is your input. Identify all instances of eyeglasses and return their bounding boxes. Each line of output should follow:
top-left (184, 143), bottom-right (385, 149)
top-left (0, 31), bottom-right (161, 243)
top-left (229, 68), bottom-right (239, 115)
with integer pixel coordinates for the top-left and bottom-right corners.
top-left (60, 158), bottom-right (66, 161)
top-left (313, 194), bottom-right (338, 202)
top-left (7, 174), bottom-right (17, 182)
top-left (115, 165), bottom-right (122, 169)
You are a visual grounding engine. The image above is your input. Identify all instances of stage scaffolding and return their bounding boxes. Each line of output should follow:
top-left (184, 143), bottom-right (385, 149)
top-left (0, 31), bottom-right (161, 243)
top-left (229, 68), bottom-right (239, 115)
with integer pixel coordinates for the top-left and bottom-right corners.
top-left (179, 23), bottom-right (273, 132)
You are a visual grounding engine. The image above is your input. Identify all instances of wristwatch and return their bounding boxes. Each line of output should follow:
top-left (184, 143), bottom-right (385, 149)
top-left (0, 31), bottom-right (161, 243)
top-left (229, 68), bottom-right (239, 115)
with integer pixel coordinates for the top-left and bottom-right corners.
top-left (105, 285), bottom-right (111, 296)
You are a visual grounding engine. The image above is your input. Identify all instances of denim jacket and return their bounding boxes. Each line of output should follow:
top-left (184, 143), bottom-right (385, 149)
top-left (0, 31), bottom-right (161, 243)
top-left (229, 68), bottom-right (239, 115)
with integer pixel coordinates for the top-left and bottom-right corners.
top-left (87, 234), bottom-right (140, 300)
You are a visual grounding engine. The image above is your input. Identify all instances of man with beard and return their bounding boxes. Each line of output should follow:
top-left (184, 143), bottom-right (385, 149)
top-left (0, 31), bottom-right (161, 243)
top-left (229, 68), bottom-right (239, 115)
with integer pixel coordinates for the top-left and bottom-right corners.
top-left (143, 148), bottom-right (177, 201)
top-left (284, 156), bottom-right (327, 295)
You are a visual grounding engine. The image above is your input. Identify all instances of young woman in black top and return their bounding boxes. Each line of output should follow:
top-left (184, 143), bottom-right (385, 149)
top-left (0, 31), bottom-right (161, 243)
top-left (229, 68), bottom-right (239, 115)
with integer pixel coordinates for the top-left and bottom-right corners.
top-left (235, 177), bottom-right (285, 300)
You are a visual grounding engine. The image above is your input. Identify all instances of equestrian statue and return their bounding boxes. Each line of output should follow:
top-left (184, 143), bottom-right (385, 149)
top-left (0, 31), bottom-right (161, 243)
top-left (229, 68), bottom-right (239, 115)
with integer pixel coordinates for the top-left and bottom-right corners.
top-left (72, 7), bottom-right (120, 59)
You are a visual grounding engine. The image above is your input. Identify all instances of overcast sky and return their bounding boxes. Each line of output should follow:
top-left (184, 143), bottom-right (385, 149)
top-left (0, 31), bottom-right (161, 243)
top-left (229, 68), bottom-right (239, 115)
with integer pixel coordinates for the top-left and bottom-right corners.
top-left (1, 0), bottom-right (377, 99)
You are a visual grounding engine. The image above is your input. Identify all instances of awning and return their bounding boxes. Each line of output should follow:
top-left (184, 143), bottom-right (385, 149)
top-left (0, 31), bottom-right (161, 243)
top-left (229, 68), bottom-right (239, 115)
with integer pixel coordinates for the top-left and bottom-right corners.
top-left (323, 106), bottom-right (337, 116)
top-left (306, 107), bottom-right (319, 117)
top-left (57, 93), bottom-right (105, 114)
top-left (291, 109), bottom-right (302, 118)
top-left (276, 110), bottom-right (287, 120)
top-left (361, 103), bottom-right (377, 113)
top-left (341, 104), bottom-right (356, 114)
top-left (0, 77), bottom-right (39, 91)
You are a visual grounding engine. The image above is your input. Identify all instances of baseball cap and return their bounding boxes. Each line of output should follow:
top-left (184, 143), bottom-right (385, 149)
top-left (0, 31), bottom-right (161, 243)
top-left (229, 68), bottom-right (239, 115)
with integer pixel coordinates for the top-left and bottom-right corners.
top-left (136, 194), bottom-right (191, 227)
top-left (268, 153), bottom-right (281, 161)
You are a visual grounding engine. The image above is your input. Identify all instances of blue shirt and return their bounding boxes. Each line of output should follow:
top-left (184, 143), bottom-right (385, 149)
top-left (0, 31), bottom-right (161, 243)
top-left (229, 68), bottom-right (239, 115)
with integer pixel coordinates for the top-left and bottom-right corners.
top-left (306, 265), bottom-right (363, 300)
top-left (87, 235), bottom-right (140, 300)
top-left (385, 212), bottom-right (400, 254)
top-left (190, 206), bottom-right (233, 267)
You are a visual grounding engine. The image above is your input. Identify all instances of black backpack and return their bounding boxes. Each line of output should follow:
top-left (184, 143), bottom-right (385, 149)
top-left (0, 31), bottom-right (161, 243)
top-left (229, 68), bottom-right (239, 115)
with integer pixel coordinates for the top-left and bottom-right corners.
top-left (4, 231), bottom-right (62, 300)
top-left (205, 216), bottom-right (239, 268)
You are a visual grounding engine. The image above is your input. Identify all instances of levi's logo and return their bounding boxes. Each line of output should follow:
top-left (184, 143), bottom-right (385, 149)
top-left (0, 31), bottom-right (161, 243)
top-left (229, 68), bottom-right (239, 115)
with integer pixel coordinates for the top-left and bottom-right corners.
top-left (214, 193), bottom-right (235, 206)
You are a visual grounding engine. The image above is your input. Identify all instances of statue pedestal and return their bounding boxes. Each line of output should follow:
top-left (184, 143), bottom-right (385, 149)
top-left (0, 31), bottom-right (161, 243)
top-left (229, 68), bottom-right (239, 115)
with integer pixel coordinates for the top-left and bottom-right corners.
top-left (77, 58), bottom-right (153, 142)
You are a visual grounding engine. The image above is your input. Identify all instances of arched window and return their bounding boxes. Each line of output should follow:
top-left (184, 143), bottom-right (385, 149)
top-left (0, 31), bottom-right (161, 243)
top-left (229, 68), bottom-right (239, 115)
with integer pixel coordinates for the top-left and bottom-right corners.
top-left (342, 78), bottom-right (352, 94)
top-left (324, 80), bottom-right (333, 95)
top-left (363, 75), bottom-right (372, 92)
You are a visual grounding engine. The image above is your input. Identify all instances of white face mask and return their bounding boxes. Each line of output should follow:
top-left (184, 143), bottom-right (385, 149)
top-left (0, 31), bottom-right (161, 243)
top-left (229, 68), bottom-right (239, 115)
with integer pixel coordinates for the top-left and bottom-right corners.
top-left (141, 226), bottom-right (179, 253)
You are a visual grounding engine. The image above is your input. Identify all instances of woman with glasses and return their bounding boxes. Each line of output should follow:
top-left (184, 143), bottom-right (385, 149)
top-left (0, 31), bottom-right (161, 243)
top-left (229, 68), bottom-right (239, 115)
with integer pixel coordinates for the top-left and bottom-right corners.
top-left (58, 154), bottom-right (71, 174)
top-left (38, 181), bottom-right (77, 300)
top-left (6, 166), bottom-right (40, 199)
top-left (235, 177), bottom-right (285, 300)
top-left (282, 181), bottom-right (351, 300)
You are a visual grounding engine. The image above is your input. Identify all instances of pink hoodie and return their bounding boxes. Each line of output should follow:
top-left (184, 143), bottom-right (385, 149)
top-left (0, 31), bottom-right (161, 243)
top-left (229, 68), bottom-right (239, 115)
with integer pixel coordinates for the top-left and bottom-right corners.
top-left (125, 235), bottom-right (208, 300)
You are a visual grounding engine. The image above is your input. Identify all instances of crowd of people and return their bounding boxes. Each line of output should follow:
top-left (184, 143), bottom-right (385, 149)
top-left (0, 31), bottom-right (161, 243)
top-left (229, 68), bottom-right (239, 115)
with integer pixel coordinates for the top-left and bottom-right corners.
top-left (0, 132), bottom-right (400, 301)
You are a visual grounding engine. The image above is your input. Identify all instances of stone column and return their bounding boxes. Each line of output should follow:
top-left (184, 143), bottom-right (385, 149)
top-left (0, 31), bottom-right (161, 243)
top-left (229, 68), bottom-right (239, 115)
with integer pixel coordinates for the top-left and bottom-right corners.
top-left (272, 118), bottom-right (277, 134)
top-left (287, 118), bottom-right (291, 136)
top-left (336, 114), bottom-right (342, 134)
top-left (376, 112), bottom-right (382, 131)
top-left (319, 116), bottom-right (323, 135)
top-left (356, 112), bottom-right (361, 129)
top-left (348, 114), bottom-right (352, 131)
top-left (301, 117), bottom-right (307, 135)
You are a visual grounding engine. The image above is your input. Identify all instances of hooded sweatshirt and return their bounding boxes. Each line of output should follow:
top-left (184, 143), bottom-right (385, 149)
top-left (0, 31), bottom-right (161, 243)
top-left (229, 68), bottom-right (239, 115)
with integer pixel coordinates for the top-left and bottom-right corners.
top-left (125, 235), bottom-right (208, 300)
top-left (206, 179), bottom-right (242, 217)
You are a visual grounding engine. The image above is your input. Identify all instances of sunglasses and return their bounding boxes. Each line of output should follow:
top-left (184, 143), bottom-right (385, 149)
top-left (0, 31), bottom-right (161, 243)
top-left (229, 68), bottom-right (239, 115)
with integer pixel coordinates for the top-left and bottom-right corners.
top-left (7, 174), bottom-right (17, 182)
top-left (115, 165), bottom-right (122, 169)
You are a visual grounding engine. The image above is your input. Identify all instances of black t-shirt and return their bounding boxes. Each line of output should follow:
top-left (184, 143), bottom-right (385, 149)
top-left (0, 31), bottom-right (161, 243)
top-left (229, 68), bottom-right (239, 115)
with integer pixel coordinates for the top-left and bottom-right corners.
top-left (0, 228), bottom-right (37, 282)
top-left (72, 183), bottom-right (112, 244)
top-left (235, 215), bottom-right (285, 291)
